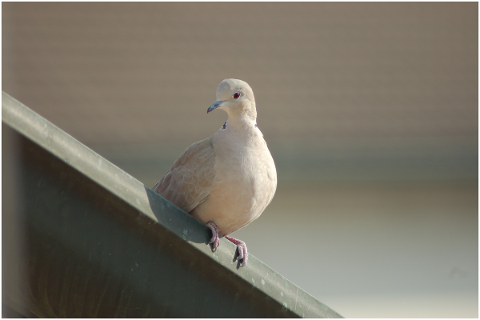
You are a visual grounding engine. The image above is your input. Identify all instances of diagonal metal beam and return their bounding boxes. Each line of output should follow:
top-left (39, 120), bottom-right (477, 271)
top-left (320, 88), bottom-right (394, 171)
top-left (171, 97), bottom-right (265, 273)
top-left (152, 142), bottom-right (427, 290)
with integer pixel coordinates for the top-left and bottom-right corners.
top-left (2, 91), bottom-right (342, 318)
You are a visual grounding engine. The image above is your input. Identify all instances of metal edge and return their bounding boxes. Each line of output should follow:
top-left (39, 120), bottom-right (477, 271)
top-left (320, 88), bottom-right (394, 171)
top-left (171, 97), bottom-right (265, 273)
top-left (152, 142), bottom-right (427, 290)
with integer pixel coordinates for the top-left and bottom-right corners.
top-left (2, 91), bottom-right (342, 318)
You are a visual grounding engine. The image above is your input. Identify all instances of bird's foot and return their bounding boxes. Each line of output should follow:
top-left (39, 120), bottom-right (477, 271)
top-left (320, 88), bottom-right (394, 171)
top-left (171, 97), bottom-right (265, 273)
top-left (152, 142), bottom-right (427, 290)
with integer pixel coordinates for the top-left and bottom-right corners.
top-left (225, 236), bottom-right (248, 268)
top-left (206, 221), bottom-right (220, 252)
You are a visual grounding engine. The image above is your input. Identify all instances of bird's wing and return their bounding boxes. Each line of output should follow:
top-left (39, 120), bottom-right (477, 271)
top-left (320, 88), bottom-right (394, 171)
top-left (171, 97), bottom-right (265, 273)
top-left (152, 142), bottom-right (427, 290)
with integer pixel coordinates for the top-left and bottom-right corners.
top-left (153, 137), bottom-right (216, 213)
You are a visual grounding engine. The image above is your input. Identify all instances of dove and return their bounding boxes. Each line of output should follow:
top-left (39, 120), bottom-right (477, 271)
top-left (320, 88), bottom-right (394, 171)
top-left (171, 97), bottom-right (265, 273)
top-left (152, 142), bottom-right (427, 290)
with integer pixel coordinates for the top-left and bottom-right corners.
top-left (153, 78), bottom-right (277, 267)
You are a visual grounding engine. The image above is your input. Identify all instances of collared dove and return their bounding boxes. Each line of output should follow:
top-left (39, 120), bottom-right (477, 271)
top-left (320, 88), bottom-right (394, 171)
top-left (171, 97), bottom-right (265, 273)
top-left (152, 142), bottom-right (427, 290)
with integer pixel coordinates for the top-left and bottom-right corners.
top-left (153, 78), bottom-right (277, 267)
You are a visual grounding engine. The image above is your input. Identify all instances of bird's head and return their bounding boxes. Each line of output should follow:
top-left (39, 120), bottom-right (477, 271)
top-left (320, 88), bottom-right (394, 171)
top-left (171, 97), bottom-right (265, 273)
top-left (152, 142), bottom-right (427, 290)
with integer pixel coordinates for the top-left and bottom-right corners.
top-left (207, 79), bottom-right (257, 122)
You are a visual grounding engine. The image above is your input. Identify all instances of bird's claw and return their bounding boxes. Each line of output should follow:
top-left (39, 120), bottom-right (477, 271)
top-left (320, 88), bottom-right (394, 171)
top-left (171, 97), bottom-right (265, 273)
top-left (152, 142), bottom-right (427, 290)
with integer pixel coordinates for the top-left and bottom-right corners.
top-left (206, 221), bottom-right (220, 252)
top-left (206, 223), bottom-right (248, 267)
top-left (225, 236), bottom-right (248, 267)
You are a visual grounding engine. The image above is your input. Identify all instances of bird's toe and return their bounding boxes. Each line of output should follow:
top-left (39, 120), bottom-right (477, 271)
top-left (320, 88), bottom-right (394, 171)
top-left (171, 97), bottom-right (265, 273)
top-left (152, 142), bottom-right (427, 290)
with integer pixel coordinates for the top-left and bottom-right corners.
top-left (206, 221), bottom-right (220, 252)
top-left (225, 236), bottom-right (248, 267)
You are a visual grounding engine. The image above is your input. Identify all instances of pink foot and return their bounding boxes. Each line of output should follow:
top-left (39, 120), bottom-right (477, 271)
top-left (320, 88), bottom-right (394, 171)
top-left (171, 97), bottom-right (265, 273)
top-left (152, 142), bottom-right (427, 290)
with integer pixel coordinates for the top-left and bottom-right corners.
top-left (206, 221), bottom-right (219, 252)
top-left (225, 236), bottom-right (248, 267)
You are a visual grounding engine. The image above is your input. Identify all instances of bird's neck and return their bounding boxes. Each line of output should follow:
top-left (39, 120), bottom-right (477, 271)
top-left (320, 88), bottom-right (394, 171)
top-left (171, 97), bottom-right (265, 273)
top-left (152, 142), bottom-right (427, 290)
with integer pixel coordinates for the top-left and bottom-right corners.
top-left (213, 116), bottom-right (263, 152)
top-left (224, 116), bottom-right (257, 132)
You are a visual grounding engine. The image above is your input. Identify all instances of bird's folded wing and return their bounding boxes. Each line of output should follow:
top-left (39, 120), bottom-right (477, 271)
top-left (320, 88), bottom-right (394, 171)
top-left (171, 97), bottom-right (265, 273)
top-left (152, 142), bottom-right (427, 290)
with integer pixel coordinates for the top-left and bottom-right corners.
top-left (153, 137), bottom-right (216, 213)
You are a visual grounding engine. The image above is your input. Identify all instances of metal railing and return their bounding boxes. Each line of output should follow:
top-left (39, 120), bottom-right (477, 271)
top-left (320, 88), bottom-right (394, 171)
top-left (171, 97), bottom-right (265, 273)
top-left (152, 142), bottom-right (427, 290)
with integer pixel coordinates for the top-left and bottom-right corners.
top-left (2, 92), bottom-right (342, 318)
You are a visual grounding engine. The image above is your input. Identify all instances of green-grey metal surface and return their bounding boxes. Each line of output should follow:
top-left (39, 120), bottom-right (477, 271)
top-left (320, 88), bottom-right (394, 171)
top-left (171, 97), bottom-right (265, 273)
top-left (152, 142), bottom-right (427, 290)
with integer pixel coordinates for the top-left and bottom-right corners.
top-left (2, 91), bottom-right (342, 318)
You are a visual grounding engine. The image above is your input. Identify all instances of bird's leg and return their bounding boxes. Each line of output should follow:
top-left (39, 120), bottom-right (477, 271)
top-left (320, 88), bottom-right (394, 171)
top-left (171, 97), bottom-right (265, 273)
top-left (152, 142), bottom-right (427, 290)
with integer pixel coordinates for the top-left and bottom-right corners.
top-left (225, 236), bottom-right (248, 267)
top-left (206, 221), bottom-right (220, 252)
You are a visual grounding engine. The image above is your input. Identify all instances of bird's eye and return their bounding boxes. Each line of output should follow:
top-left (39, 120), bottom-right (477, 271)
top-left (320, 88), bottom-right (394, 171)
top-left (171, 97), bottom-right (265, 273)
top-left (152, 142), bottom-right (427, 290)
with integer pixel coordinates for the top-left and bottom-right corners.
top-left (233, 92), bottom-right (241, 99)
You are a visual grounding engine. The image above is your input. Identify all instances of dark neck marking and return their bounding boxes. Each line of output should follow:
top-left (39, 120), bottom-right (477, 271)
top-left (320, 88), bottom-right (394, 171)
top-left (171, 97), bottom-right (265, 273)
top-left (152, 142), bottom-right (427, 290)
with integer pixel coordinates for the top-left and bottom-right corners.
top-left (222, 121), bottom-right (258, 130)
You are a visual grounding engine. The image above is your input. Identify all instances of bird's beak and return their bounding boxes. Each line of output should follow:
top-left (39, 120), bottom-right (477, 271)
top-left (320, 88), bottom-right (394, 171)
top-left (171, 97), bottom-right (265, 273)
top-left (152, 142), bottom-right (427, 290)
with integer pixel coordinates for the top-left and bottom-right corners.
top-left (207, 100), bottom-right (224, 113)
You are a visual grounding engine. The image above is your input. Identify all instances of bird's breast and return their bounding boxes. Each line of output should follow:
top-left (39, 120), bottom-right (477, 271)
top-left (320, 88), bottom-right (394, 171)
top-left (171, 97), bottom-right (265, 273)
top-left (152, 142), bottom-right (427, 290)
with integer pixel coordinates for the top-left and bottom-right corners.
top-left (190, 128), bottom-right (277, 235)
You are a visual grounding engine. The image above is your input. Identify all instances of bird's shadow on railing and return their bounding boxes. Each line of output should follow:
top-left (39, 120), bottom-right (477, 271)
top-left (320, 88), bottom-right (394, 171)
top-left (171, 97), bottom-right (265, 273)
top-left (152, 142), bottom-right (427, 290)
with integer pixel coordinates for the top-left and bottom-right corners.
top-left (143, 186), bottom-right (212, 245)
top-left (143, 186), bottom-right (245, 268)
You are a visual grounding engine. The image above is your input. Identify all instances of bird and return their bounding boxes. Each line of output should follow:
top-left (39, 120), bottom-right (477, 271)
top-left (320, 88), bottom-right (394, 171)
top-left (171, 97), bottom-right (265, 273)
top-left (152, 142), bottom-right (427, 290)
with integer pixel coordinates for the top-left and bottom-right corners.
top-left (152, 78), bottom-right (277, 267)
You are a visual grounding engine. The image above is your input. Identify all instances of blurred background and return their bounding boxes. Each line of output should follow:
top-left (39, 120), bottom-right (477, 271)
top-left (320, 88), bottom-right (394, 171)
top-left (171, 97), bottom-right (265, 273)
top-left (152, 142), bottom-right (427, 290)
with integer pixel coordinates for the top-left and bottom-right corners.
top-left (2, 2), bottom-right (477, 317)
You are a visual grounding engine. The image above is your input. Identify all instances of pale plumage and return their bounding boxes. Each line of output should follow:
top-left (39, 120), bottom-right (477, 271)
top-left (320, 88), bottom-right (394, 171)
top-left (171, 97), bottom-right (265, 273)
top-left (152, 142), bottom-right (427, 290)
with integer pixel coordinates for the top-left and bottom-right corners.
top-left (153, 79), bottom-right (277, 267)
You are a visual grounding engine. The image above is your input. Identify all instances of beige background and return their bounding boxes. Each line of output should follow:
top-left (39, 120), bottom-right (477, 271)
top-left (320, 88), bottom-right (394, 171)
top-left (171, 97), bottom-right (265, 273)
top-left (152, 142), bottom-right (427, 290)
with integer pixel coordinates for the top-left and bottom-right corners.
top-left (3, 3), bottom-right (477, 317)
